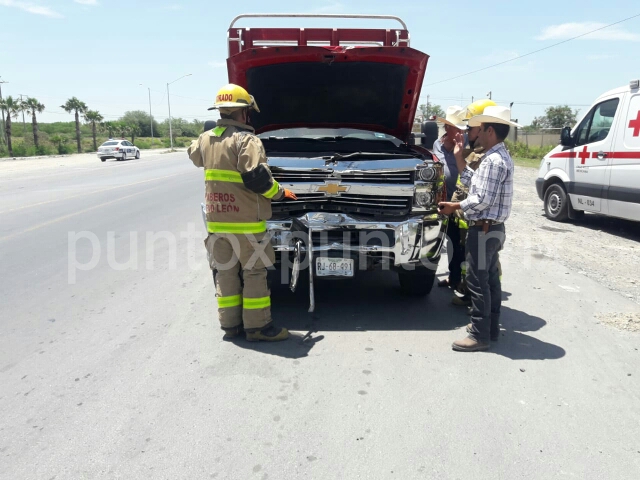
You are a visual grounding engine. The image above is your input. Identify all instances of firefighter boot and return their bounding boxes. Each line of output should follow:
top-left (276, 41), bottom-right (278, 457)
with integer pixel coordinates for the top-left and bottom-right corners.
top-left (222, 324), bottom-right (245, 341)
top-left (245, 322), bottom-right (289, 342)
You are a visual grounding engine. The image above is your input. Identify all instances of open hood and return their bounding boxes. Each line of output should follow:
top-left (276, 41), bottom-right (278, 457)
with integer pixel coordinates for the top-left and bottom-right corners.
top-left (227, 46), bottom-right (429, 142)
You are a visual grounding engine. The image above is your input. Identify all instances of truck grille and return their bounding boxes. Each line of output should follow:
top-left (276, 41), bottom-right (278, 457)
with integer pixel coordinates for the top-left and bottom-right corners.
top-left (273, 193), bottom-right (412, 216)
top-left (272, 169), bottom-right (413, 184)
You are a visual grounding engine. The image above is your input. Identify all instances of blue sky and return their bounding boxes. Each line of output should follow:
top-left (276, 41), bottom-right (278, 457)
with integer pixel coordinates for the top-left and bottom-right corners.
top-left (1, 0), bottom-right (639, 127)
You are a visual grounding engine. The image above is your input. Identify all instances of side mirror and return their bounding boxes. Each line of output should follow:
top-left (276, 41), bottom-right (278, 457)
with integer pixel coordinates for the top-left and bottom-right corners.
top-left (203, 120), bottom-right (217, 133)
top-left (421, 121), bottom-right (439, 149)
top-left (560, 126), bottom-right (574, 147)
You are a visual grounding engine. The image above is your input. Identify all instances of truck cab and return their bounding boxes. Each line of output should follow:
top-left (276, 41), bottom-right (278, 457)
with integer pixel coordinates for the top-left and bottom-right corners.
top-left (217, 14), bottom-right (445, 311)
top-left (536, 79), bottom-right (640, 223)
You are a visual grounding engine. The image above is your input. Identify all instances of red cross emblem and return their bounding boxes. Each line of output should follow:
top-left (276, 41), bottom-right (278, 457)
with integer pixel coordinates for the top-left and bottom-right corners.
top-left (629, 110), bottom-right (640, 137)
top-left (578, 145), bottom-right (590, 165)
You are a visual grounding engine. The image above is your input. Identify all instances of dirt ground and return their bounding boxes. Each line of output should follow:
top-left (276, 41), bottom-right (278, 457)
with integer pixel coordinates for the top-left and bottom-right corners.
top-left (508, 166), bottom-right (640, 311)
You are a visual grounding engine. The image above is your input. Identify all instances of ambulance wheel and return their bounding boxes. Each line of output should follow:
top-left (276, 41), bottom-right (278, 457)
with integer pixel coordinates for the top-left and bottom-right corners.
top-left (544, 184), bottom-right (569, 222)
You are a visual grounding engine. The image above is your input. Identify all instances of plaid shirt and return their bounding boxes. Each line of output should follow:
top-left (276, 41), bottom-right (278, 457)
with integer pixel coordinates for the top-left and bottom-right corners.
top-left (459, 142), bottom-right (513, 223)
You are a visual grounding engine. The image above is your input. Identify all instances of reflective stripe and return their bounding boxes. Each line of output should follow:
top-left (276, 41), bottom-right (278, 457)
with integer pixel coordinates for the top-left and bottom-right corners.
top-left (218, 294), bottom-right (242, 308)
top-left (262, 181), bottom-right (280, 199)
top-left (207, 221), bottom-right (267, 234)
top-left (243, 296), bottom-right (271, 310)
top-left (457, 219), bottom-right (468, 230)
top-left (213, 126), bottom-right (227, 137)
top-left (456, 174), bottom-right (463, 187)
top-left (205, 169), bottom-right (243, 183)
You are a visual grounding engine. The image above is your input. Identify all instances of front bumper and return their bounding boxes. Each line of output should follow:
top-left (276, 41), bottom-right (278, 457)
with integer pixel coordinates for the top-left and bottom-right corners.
top-left (267, 211), bottom-right (446, 269)
top-left (535, 178), bottom-right (545, 200)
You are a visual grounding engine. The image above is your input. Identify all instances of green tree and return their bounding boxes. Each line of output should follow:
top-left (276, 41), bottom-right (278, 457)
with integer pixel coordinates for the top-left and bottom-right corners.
top-left (84, 110), bottom-right (104, 152)
top-left (418, 102), bottom-right (445, 120)
top-left (60, 97), bottom-right (88, 153)
top-left (119, 110), bottom-right (159, 138)
top-left (544, 105), bottom-right (579, 128)
top-left (118, 122), bottom-right (130, 139)
top-left (23, 97), bottom-right (45, 149)
top-left (103, 121), bottom-right (120, 138)
top-left (127, 123), bottom-right (141, 144)
top-left (50, 134), bottom-right (69, 154)
top-left (530, 105), bottom-right (579, 129)
top-left (0, 96), bottom-right (22, 157)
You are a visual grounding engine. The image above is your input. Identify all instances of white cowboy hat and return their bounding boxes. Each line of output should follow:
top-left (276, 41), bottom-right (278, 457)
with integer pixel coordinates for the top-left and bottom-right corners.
top-left (436, 106), bottom-right (468, 130)
top-left (468, 106), bottom-right (522, 128)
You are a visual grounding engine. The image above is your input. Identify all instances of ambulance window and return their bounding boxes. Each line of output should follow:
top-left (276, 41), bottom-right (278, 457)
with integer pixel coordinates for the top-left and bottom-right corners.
top-left (576, 98), bottom-right (619, 146)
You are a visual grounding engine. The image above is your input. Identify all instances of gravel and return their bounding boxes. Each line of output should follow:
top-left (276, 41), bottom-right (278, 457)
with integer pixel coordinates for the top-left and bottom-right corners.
top-left (508, 165), bottom-right (640, 309)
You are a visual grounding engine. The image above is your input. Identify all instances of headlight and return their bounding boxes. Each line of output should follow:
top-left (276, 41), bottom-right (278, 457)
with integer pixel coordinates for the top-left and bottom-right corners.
top-left (413, 189), bottom-right (435, 207)
top-left (416, 166), bottom-right (437, 182)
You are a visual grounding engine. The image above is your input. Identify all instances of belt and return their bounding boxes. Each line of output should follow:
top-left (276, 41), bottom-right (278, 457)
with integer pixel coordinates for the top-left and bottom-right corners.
top-left (468, 219), bottom-right (503, 227)
top-left (468, 219), bottom-right (503, 233)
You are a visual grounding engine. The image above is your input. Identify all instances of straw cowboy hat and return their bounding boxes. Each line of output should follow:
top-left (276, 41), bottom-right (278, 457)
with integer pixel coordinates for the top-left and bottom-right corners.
top-left (468, 106), bottom-right (522, 128)
top-left (436, 106), bottom-right (468, 130)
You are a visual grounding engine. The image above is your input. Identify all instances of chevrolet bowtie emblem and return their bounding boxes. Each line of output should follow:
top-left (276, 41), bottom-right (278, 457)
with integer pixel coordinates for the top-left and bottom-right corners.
top-left (317, 182), bottom-right (349, 196)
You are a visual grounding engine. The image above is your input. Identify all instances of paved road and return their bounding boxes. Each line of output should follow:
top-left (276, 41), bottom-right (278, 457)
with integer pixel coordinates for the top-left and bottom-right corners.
top-left (1, 153), bottom-right (639, 479)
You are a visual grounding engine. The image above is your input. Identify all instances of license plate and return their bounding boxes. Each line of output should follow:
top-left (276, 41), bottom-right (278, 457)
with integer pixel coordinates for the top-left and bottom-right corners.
top-left (316, 257), bottom-right (354, 277)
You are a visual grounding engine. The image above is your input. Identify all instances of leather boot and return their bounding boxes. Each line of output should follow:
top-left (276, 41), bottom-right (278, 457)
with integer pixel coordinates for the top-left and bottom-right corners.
top-left (466, 323), bottom-right (500, 341)
top-left (246, 323), bottom-right (289, 342)
top-left (452, 336), bottom-right (490, 352)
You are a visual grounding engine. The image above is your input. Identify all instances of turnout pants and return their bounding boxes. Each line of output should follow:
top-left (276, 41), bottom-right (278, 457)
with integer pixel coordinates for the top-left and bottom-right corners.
top-left (204, 232), bottom-right (275, 331)
top-left (466, 224), bottom-right (506, 342)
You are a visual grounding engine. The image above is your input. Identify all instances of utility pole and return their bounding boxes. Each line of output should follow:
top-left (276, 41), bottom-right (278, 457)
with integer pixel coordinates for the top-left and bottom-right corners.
top-left (426, 94), bottom-right (430, 116)
top-left (0, 77), bottom-right (7, 145)
top-left (140, 84), bottom-right (154, 146)
top-left (166, 73), bottom-right (192, 151)
top-left (487, 91), bottom-right (492, 100)
top-left (472, 96), bottom-right (474, 103)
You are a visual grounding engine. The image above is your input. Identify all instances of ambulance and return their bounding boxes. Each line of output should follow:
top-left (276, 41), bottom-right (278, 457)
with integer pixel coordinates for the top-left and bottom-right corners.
top-left (535, 80), bottom-right (640, 222)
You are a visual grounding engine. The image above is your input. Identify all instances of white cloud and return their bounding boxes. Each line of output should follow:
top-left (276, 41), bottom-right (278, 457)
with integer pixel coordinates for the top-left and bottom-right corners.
top-left (0, 0), bottom-right (63, 17)
top-left (74, 0), bottom-right (98, 5)
top-left (537, 22), bottom-right (640, 41)
top-left (209, 61), bottom-right (226, 68)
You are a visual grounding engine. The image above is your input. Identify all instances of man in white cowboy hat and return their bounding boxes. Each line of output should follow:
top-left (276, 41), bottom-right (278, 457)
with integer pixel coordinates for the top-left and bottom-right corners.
top-left (432, 106), bottom-right (468, 292)
top-left (438, 106), bottom-right (521, 352)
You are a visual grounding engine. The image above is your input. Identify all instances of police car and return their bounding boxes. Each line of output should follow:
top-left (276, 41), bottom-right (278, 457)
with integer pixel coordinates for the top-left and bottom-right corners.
top-left (536, 79), bottom-right (640, 223)
top-left (97, 139), bottom-right (140, 162)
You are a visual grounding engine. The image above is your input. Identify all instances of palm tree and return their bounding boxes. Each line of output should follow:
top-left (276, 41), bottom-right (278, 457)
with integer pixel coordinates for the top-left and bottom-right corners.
top-left (84, 110), bottom-right (103, 152)
top-left (60, 97), bottom-right (88, 153)
top-left (103, 121), bottom-right (119, 138)
top-left (23, 97), bottom-right (45, 149)
top-left (50, 134), bottom-right (69, 154)
top-left (127, 123), bottom-right (141, 144)
top-left (0, 96), bottom-right (22, 157)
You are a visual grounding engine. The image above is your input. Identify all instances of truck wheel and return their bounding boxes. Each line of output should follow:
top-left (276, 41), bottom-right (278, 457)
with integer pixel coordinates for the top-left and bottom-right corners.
top-left (398, 267), bottom-right (436, 296)
top-left (544, 184), bottom-right (569, 222)
top-left (100, 157), bottom-right (106, 162)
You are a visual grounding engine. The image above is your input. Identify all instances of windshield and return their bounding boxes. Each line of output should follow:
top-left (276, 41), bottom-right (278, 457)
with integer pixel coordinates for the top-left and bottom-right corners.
top-left (258, 128), bottom-right (403, 147)
top-left (102, 141), bottom-right (119, 146)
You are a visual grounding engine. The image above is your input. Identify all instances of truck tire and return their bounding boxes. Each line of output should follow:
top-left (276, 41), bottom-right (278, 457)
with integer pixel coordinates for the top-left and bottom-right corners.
top-left (398, 267), bottom-right (436, 296)
top-left (544, 183), bottom-right (569, 222)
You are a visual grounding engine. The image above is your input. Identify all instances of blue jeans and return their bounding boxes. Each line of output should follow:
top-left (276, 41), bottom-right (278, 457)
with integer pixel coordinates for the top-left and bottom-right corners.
top-left (466, 224), bottom-right (505, 342)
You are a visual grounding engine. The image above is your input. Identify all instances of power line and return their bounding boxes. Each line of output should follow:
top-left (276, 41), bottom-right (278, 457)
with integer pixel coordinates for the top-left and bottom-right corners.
top-left (425, 12), bottom-right (640, 86)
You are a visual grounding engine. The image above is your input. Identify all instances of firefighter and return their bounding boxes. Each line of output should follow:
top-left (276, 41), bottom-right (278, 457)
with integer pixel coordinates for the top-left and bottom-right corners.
top-left (188, 84), bottom-right (298, 342)
top-left (450, 99), bottom-right (497, 308)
